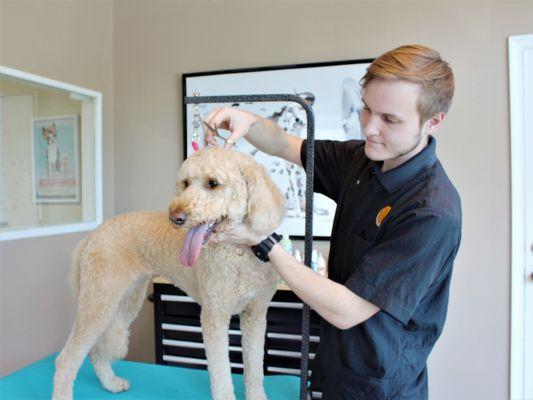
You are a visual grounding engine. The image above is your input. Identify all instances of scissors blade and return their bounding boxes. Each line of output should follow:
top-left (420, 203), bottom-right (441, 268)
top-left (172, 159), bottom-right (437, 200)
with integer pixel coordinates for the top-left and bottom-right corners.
top-left (203, 120), bottom-right (227, 142)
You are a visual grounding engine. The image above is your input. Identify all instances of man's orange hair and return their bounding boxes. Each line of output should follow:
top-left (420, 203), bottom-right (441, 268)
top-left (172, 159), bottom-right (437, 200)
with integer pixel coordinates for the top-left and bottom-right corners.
top-left (361, 44), bottom-right (455, 124)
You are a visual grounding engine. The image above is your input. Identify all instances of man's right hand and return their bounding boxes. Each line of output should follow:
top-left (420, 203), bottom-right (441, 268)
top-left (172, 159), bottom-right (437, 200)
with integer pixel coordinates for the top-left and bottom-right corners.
top-left (204, 107), bottom-right (262, 149)
top-left (204, 106), bottom-right (304, 166)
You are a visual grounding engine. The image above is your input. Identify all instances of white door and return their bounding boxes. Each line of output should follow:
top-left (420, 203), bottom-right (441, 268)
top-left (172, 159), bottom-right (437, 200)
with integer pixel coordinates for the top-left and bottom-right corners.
top-left (524, 42), bottom-right (533, 400)
top-left (509, 34), bottom-right (533, 400)
top-left (0, 96), bottom-right (5, 226)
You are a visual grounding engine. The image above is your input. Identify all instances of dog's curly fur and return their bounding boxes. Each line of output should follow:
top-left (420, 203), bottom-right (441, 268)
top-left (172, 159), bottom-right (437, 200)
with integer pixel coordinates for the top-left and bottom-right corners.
top-left (52, 147), bottom-right (285, 400)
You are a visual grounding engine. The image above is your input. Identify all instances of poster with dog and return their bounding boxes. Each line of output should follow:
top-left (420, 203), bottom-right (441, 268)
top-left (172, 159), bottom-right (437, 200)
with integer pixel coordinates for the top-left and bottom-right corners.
top-left (183, 59), bottom-right (372, 238)
top-left (32, 115), bottom-right (80, 203)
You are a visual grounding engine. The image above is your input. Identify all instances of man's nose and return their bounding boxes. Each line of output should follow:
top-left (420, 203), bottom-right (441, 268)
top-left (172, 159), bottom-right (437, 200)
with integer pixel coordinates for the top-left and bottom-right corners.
top-left (169, 210), bottom-right (187, 226)
top-left (361, 114), bottom-right (380, 137)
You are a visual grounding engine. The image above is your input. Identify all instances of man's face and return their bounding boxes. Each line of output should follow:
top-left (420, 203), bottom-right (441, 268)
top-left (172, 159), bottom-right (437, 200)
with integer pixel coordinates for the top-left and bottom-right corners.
top-left (360, 79), bottom-right (428, 169)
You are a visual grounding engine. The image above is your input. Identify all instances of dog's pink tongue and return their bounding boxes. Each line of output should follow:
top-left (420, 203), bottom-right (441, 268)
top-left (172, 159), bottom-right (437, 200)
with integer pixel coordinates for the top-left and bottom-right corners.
top-left (180, 222), bottom-right (210, 267)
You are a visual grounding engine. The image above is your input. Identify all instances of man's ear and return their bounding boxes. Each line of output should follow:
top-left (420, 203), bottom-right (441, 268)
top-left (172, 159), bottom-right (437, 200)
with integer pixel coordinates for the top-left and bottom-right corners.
top-left (424, 112), bottom-right (446, 134)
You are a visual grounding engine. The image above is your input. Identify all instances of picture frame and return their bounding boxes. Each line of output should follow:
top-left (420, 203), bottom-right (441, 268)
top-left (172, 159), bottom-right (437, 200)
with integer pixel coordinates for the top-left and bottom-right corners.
top-left (31, 115), bottom-right (80, 203)
top-left (183, 58), bottom-right (373, 239)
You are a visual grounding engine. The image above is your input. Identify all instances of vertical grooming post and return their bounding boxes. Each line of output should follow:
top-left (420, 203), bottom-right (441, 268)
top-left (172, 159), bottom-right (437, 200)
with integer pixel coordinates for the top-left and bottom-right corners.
top-left (184, 94), bottom-right (315, 400)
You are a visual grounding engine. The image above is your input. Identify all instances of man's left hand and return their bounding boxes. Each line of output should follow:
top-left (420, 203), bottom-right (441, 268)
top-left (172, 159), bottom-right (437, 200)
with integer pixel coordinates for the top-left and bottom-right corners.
top-left (212, 223), bottom-right (266, 247)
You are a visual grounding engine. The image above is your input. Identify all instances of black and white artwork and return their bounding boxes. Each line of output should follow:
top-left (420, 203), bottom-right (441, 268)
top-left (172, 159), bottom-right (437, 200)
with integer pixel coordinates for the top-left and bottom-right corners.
top-left (183, 59), bottom-right (372, 238)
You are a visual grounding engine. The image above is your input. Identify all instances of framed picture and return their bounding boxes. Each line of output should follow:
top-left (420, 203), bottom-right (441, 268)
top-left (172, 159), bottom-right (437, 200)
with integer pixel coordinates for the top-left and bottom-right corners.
top-left (32, 115), bottom-right (80, 203)
top-left (183, 58), bottom-right (372, 239)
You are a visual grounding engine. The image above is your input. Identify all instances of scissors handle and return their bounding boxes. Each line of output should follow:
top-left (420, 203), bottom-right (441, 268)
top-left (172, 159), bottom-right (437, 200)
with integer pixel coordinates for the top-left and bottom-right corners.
top-left (203, 120), bottom-right (233, 145)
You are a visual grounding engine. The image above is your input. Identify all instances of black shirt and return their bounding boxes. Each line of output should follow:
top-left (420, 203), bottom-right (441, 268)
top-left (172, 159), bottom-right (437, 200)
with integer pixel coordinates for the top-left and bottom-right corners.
top-left (300, 137), bottom-right (462, 399)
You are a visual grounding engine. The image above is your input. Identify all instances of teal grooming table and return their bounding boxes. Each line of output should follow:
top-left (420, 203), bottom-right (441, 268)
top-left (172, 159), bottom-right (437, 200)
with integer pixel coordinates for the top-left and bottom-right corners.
top-left (0, 354), bottom-right (300, 399)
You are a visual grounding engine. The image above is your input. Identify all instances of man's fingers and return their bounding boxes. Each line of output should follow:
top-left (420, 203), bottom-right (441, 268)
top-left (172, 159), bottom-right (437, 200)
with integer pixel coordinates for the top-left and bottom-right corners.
top-left (205, 107), bottom-right (229, 129)
top-left (210, 111), bottom-right (233, 132)
top-left (211, 232), bottom-right (223, 243)
top-left (224, 137), bottom-right (236, 149)
top-left (203, 108), bottom-right (222, 145)
top-left (204, 114), bottom-right (220, 132)
top-left (204, 108), bottom-right (222, 125)
top-left (204, 108), bottom-right (235, 148)
top-left (204, 107), bottom-right (263, 150)
top-left (205, 135), bottom-right (217, 146)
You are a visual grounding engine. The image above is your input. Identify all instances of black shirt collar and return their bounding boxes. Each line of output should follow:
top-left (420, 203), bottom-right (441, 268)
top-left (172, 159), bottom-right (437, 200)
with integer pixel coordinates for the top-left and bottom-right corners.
top-left (371, 136), bottom-right (438, 193)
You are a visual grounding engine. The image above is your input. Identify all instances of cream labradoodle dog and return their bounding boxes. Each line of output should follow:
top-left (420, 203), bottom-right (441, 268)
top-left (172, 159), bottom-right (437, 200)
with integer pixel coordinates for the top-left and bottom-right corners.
top-left (52, 147), bottom-right (285, 400)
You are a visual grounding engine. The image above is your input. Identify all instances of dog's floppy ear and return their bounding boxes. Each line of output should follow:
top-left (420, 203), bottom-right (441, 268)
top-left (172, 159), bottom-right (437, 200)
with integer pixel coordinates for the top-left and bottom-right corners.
top-left (240, 158), bottom-right (285, 236)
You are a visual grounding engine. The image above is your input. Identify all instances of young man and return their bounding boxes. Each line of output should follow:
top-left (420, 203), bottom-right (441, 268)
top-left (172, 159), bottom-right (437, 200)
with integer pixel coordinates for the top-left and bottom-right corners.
top-left (205, 44), bottom-right (462, 399)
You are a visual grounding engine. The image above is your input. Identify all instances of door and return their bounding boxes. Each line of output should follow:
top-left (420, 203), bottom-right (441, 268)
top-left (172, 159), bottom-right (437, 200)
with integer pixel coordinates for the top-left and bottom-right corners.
top-left (509, 34), bottom-right (533, 400)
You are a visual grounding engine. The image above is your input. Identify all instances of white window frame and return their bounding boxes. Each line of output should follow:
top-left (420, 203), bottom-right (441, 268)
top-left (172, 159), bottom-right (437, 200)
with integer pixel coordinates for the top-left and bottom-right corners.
top-left (509, 34), bottom-right (533, 400)
top-left (0, 66), bottom-right (103, 241)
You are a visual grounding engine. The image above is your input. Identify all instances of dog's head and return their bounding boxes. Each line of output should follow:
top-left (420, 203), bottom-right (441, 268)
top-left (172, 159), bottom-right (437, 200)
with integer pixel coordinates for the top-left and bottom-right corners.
top-left (42, 123), bottom-right (57, 142)
top-left (168, 147), bottom-right (285, 266)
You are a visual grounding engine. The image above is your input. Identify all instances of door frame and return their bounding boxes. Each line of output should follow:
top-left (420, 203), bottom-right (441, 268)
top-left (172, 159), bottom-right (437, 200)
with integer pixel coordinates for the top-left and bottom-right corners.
top-left (509, 33), bottom-right (533, 400)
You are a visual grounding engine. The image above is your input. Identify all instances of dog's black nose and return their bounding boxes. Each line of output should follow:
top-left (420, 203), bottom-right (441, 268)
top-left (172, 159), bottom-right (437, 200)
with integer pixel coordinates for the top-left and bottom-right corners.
top-left (169, 212), bottom-right (187, 226)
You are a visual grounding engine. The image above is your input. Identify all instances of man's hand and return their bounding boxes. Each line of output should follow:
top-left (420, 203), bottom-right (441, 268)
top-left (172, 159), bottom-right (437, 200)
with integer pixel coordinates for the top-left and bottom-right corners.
top-left (204, 107), bottom-right (304, 166)
top-left (212, 223), bottom-right (267, 247)
top-left (204, 108), bottom-right (262, 149)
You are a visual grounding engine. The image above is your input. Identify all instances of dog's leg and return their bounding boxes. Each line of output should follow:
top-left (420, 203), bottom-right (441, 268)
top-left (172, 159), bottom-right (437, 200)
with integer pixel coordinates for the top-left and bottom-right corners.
top-left (201, 308), bottom-right (236, 400)
top-left (89, 276), bottom-right (151, 393)
top-left (52, 275), bottom-right (136, 400)
top-left (240, 302), bottom-right (269, 400)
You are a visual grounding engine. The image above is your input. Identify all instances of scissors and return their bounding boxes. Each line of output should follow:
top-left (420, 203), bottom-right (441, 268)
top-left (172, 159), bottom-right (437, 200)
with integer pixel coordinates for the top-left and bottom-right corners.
top-left (202, 120), bottom-right (235, 147)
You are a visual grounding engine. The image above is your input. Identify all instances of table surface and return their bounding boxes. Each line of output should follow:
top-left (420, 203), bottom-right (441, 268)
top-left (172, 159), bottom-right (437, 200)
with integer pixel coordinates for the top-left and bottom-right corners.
top-left (0, 354), bottom-right (300, 399)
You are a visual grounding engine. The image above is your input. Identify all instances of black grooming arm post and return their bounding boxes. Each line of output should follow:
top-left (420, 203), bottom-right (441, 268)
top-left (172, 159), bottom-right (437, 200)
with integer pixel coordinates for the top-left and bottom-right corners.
top-left (184, 94), bottom-right (315, 400)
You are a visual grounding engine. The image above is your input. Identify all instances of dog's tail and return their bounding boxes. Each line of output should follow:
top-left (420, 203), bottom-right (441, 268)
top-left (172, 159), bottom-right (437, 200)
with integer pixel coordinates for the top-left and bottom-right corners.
top-left (68, 235), bottom-right (90, 299)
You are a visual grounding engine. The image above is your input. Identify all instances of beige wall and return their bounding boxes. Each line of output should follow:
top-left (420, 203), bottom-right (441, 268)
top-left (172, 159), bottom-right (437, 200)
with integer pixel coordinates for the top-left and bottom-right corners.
top-left (1, 1), bottom-right (531, 399)
top-left (113, 2), bottom-right (532, 400)
top-left (0, 0), bottom-right (114, 375)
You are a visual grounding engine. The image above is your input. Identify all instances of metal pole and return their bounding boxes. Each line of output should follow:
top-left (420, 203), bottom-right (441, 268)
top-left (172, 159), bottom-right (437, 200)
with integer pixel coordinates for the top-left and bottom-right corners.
top-left (184, 94), bottom-right (315, 400)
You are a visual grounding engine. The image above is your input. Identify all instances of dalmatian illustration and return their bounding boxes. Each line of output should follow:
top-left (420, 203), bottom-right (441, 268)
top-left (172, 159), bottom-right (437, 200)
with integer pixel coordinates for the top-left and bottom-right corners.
top-left (266, 92), bottom-right (314, 218)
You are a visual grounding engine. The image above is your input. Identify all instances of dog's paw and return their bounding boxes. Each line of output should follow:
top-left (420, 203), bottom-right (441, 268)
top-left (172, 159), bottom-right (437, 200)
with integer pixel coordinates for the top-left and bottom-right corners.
top-left (246, 389), bottom-right (267, 400)
top-left (51, 389), bottom-right (73, 400)
top-left (103, 376), bottom-right (131, 393)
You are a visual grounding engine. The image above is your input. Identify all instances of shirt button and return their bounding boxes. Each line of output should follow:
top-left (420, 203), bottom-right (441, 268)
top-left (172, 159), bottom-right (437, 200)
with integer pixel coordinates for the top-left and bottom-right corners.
top-left (356, 179), bottom-right (360, 185)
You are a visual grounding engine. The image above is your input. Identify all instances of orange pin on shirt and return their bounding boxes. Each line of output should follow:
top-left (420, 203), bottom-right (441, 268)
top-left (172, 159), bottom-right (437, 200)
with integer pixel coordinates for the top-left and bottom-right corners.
top-left (376, 206), bottom-right (392, 227)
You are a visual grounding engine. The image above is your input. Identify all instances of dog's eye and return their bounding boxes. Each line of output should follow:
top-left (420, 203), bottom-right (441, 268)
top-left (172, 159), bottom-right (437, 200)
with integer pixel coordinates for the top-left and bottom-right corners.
top-left (182, 179), bottom-right (189, 188)
top-left (207, 179), bottom-right (219, 189)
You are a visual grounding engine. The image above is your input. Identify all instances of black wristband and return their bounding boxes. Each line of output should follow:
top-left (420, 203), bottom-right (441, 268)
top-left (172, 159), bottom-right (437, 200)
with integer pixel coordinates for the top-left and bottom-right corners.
top-left (251, 232), bottom-right (282, 263)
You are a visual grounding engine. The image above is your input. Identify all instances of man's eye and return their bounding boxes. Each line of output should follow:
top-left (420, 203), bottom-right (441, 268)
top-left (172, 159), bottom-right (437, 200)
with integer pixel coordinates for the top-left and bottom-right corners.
top-left (384, 116), bottom-right (399, 124)
top-left (208, 179), bottom-right (219, 189)
top-left (182, 180), bottom-right (189, 188)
